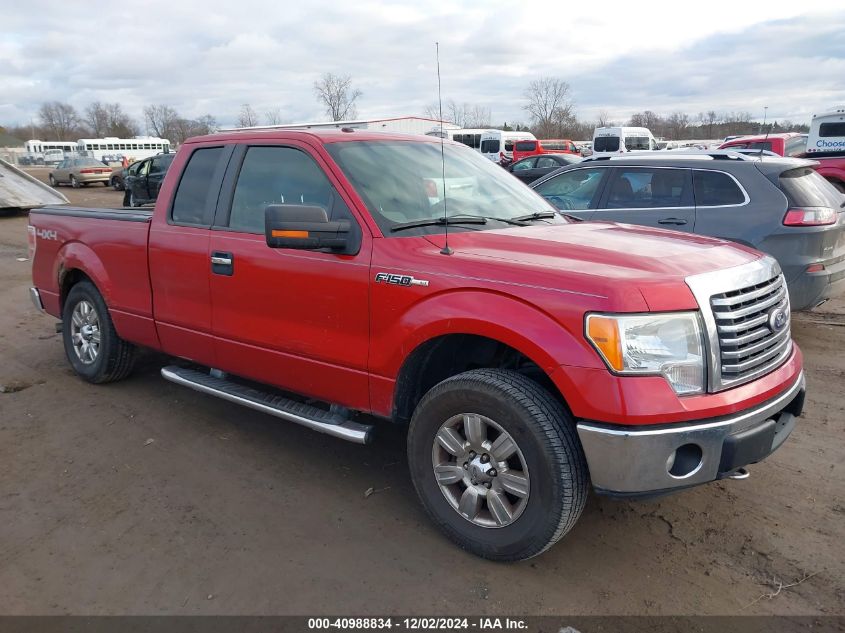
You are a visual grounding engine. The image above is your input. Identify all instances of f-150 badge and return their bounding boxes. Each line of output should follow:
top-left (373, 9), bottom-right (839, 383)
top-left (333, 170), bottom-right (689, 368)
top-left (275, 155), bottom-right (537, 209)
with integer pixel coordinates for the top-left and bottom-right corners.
top-left (375, 272), bottom-right (429, 287)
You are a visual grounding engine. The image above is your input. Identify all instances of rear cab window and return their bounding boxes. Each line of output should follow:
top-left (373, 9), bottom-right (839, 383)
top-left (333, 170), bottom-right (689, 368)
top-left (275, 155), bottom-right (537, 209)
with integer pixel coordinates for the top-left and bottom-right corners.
top-left (170, 146), bottom-right (226, 225)
top-left (784, 136), bottom-right (808, 157)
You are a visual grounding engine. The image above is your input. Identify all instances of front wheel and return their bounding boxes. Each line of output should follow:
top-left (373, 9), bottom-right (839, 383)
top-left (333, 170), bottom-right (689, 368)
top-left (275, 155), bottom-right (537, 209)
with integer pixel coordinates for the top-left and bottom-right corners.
top-left (408, 369), bottom-right (589, 561)
top-left (48, 175), bottom-right (57, 187)
top-left (62, 281), bottom-right (136, 383)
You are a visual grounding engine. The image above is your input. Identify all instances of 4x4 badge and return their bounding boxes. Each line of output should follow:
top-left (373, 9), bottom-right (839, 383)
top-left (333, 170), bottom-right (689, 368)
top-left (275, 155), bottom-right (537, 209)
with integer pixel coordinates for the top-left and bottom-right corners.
top-left (375, 272), bottom-right (430, 287)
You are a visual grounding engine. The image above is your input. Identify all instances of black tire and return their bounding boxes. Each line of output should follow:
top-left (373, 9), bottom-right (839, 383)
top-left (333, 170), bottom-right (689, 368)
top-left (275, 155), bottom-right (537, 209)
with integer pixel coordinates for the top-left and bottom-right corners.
top-left (408, 369), bottom-right (588, 561)
top-left (48, 175), bottom-right (57, 187)
top-left (62, 281), bottom-right (136, 384)
top-left (122, 190), bottom-right (131, 207)
top-left (70, 176), bottom-right (80, 189)
top-left (103, 180), bottom-right (110, 187)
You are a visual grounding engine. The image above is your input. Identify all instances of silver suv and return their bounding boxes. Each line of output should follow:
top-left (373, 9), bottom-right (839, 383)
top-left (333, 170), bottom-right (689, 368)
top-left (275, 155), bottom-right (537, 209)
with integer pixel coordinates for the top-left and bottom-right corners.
top-left (530, 152), bottom-right (845, 310)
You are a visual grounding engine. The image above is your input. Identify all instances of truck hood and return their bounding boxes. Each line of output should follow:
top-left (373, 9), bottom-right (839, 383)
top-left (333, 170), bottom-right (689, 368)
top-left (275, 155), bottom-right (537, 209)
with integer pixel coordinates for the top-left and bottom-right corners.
top-left (424, 221), bottom-right (762, 311)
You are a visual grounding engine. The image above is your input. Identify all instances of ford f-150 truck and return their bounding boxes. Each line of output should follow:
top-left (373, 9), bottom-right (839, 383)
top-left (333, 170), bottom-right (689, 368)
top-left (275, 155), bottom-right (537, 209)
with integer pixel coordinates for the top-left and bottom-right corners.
top-left (28, 129), bottom-right (806, 561)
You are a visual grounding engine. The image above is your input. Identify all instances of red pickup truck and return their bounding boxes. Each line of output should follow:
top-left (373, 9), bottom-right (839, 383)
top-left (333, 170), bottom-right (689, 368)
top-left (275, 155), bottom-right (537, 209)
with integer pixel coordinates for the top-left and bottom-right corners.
top-left (28, 129), bottom-right (806, 561)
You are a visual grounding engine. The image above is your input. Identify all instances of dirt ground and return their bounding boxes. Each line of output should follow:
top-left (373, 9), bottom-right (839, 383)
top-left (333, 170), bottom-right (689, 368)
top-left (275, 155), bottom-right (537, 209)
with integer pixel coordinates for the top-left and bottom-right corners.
top-left (0, 169), bottom-right (843, 616)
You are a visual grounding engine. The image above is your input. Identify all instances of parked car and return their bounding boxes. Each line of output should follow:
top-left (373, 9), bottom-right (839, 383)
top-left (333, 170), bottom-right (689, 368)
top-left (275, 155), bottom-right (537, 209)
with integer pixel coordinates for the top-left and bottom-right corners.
top-left (531, 152), bottom-right (845, 310)
top-left (29, 130), bottom-right (806, 561)
top-left (511, 139), bottom-right (580, 162)
top-left (110, 166), bottom-right (126, 191)
top-left (508, 153), bottom-right (583, 183)
top-left (48, 157), bottom-right (113, 188)
top-left (719, 133), bottom-right (808, 157)
top-left (123, 152), bottom-right (175, 207)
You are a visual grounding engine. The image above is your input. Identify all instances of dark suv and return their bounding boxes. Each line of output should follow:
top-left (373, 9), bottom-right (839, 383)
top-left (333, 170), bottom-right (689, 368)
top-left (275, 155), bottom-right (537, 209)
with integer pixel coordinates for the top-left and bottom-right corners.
top-left (530, 152), bottom-right (845, 310)
top-left (122, 152), bottom-right (175, 207)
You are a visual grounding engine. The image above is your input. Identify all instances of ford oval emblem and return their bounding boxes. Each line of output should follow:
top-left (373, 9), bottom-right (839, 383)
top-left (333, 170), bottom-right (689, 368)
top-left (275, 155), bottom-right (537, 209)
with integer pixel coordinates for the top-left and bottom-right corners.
top-left (769, 306), bottom-right (789, 332)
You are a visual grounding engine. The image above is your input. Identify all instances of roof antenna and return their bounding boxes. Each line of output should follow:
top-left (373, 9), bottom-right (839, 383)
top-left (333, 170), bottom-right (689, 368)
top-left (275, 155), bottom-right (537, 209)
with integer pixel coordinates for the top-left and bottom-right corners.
top-left (436, 42), bottom-right (452, 256)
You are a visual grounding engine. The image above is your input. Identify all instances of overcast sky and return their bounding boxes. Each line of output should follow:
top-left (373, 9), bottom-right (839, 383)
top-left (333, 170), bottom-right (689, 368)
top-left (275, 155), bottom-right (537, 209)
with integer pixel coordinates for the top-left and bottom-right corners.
top-left (2, 1), bottom-right (843, 132)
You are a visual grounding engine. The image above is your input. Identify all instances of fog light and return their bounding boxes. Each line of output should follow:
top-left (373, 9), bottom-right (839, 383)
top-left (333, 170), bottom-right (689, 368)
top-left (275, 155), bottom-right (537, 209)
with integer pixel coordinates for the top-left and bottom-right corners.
top-left (667, 443), bottom-right (703, 478)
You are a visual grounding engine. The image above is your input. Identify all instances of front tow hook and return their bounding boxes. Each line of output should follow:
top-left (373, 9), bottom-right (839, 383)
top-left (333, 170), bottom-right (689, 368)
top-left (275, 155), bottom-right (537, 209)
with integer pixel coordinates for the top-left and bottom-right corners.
top-left (723, 467), bottom-right (750, 480)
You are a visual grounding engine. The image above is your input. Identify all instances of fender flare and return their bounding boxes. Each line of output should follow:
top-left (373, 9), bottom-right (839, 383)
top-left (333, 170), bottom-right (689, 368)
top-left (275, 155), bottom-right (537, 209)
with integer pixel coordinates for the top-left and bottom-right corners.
top-left (375, 288), bottom-right (603, 380)
top-left (55, 240), bottom-right (113, 310)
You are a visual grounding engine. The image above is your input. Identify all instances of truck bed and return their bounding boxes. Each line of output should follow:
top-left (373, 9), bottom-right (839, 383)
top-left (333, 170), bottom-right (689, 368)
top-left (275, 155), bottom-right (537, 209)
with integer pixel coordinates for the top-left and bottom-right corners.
top-left (29, 205), bottom-right (158, 349)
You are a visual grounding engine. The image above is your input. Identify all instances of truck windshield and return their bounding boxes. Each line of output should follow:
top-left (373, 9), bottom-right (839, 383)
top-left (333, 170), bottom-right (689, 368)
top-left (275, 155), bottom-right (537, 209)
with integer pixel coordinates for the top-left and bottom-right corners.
top-left (326, 141), bottom-right (562, 235)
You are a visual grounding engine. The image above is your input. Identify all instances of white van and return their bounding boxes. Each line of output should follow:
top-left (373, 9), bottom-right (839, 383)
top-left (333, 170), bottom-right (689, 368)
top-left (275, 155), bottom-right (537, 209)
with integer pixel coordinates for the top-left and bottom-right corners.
top-left (43, 149), bottom-right (66, 166)
top-left (806, 107), bottom-right (845, 155)
top-left (479, 130), bottom-right (536, 162)
top-left (591, 126), bottom-right (659, 157)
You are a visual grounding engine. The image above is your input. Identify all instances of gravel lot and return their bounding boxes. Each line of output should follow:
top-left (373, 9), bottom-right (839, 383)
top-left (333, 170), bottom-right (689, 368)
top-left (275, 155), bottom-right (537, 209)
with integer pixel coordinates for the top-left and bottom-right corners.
top-left (1, 169), bottom-right (843, 615)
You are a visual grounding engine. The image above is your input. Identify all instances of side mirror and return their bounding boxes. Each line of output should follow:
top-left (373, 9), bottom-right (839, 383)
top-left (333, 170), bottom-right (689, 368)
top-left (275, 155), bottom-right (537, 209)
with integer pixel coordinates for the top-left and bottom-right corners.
top-left (265, 204), bottom-right (358, 254)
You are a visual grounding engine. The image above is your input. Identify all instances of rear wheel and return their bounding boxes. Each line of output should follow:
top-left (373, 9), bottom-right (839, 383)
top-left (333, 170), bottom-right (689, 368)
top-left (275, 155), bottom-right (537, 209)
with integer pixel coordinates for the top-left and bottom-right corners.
top-left (70, 175), bottom-right (80, 189)
top-left (62, 281), bottom-right (136, 383)
top-left (407, 369), bottom-right (588, 561)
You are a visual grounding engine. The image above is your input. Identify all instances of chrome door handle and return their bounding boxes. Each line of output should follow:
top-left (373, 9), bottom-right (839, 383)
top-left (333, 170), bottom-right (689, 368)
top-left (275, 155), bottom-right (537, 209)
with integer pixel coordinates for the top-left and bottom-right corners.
top-left (211, 256), bottom-right (232, 265)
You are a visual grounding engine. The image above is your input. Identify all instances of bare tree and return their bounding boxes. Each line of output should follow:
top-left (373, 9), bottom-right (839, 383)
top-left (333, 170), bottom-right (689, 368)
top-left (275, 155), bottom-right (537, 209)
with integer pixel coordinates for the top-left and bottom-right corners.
top-left (143, 105), bottom-right (179, 139)
top-left (596, 110), bottom-right (613, 128)
top-left (193, 114), bottom-right (218, 136)
top-left (168, 115), bottom-right (218, 145)
top-left (265, 109), bottom-right (283, 125)
top-left (314, 73), bottom-right (362, 121)
top-left (87, 102), bottom-right (138, 137)
top-left (426, 101), bottom-right (492, 128)
top-left (38, 102), bottom-right (83, 141)
top-left (666, 112), bottom-right (690, 140)
top-left (85, 102), bottom-right (110, 137)
top-left (236, 104), bottom-right (258, 128)
top-left (698, 110), bottom-right (719, 139)
top-left (522, 77), bottom-right (574, 138)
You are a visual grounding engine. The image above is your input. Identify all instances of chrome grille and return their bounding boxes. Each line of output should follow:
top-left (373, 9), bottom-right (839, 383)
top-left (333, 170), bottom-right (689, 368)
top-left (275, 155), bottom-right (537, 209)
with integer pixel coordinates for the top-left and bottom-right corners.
top-left (710, 274), bottom-right (792, 387)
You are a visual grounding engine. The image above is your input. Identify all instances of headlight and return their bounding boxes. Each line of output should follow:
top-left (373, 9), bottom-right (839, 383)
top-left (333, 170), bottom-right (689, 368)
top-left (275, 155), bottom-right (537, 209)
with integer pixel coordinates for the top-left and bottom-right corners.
top-left (585, 312), bottom-right (705, 395)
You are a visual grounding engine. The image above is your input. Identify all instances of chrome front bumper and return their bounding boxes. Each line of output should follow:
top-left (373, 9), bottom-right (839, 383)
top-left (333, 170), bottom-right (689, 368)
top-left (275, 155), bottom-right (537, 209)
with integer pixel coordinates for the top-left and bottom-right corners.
top-left (29, 287), bottom-right (44, 312)
top-left (576, 372), bottom-right (805, 496)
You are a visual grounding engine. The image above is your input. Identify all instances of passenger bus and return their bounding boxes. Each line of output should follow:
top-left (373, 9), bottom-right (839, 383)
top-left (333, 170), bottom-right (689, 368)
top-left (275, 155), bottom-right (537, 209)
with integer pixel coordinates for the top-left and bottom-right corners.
top-left (77, 137), bottom-right (172, 162)
top-left (425, 128), bottom-right (489, 152)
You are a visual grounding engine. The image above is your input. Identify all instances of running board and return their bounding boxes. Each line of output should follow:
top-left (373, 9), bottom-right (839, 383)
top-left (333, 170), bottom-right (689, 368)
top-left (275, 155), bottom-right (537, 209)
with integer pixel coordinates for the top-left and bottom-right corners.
top-left (160, 366), bottom-right (373, 444)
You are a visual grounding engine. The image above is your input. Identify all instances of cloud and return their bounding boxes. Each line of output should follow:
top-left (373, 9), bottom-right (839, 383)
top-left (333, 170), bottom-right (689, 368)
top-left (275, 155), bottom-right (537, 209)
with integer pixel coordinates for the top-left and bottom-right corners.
top-left (0, 1), bottom-right (842, 133)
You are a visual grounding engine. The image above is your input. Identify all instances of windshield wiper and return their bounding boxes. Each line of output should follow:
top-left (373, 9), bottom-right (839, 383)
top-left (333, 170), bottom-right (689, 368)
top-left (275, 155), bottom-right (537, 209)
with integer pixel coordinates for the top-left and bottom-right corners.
top-left (510, 210), bottom-right (558, 222)
top-left (391, 214), bottom-right (488, 232)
